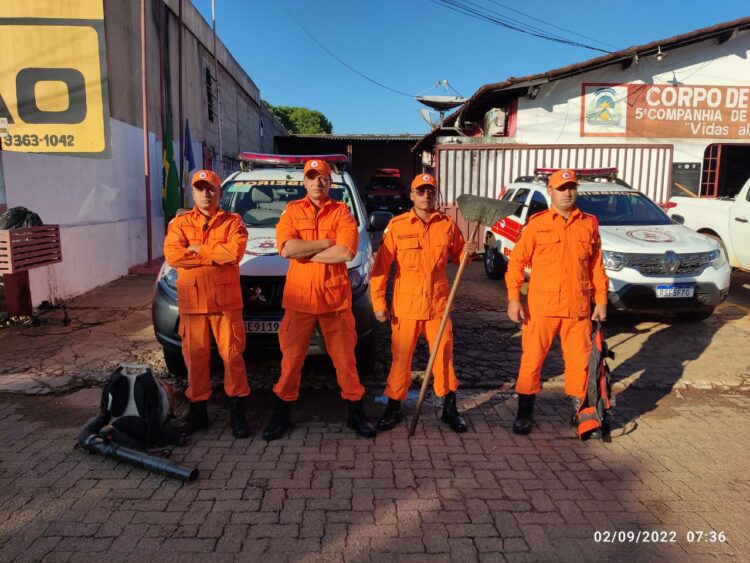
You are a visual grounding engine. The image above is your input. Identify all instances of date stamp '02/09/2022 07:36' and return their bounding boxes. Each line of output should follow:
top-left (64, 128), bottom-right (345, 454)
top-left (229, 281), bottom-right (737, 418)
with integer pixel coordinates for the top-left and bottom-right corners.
top-left (594, 530), bottom-right (727, 544)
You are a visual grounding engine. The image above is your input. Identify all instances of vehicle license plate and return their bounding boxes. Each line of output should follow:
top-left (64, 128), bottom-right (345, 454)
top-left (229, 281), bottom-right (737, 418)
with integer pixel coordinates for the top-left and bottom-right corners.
top-left (244, 318), bottom-right (281, 333)
top-left (655, 285), bottom-right (694, 298)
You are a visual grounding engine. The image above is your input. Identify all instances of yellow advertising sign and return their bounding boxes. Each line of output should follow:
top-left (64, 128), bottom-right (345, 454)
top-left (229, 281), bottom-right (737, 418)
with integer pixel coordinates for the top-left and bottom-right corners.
top-left (0, 0), bottom-right (110, 156)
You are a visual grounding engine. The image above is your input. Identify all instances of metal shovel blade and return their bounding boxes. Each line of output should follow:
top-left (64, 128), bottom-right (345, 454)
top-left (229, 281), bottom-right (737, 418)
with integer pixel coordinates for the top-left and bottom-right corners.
top-left (456, 194), bottom-right (521, 227)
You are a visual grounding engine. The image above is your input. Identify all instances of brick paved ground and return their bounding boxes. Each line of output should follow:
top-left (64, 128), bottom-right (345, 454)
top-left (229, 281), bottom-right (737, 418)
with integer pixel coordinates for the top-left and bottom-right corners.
top-left (1, 387), bottom-right (748, 562)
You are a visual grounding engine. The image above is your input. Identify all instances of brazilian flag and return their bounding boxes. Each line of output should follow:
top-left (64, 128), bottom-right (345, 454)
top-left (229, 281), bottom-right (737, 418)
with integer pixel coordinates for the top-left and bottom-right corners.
top-left (162, 118), bottom-right (181, 225)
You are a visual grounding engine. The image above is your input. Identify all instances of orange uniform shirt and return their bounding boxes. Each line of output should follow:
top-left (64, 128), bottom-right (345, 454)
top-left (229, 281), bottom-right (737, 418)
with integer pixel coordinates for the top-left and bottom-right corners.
top-left (164, 207), bottom-right (248, 313)
top-left (276, 197), bottom-right (358, 314)
top-left (371, 209), bottom-right (465, 320)
top-left (505, 208), bottom-right (609, 318)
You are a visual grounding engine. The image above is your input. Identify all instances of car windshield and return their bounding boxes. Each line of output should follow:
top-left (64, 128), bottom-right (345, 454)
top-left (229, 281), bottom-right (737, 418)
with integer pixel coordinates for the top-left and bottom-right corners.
top-left (369, 178), bottom-right (401, 191)
top-left (221, 180), bottom-right (359, 227)
top-left (576, 191), bottom-right (671, 226)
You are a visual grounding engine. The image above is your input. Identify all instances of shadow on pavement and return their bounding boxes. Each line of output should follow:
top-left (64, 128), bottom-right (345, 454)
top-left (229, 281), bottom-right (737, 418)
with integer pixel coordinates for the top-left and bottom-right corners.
top-left (605, 307), bottom-right (746, 435)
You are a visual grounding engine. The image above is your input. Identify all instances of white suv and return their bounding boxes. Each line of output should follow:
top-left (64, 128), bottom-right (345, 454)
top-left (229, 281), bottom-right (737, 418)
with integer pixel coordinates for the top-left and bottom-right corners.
top-left (483, 168), bottom-right (731, 320)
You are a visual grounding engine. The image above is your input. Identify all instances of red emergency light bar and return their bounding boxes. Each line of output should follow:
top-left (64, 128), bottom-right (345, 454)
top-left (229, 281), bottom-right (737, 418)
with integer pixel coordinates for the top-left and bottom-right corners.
top-left (238, 152), bottom-right (348, 171)
top-left (374, 168), bottom-right (401, 178)
top-left (534, 167), bottom-right (618, 177)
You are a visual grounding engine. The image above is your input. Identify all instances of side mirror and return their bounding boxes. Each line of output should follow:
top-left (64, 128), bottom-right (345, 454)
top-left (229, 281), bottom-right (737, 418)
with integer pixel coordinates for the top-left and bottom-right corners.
top-left (671, 214), bottom-right (685, 225)
top-left (369, 211), bottom-right (393, 231)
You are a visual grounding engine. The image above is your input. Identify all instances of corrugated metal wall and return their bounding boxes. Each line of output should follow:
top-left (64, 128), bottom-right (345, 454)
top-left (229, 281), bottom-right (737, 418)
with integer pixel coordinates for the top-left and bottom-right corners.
top-left (437, 143), bottom-right (674, 204)
top-left (436, 143), bottom-right (673, 242)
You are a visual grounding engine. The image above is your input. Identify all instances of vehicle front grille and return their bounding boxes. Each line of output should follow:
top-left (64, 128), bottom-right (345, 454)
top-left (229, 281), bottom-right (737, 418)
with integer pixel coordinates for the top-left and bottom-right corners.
top-left (627, 252), bottom-right (710, 277)
top-left (240, 276), bottom-right (285, 313)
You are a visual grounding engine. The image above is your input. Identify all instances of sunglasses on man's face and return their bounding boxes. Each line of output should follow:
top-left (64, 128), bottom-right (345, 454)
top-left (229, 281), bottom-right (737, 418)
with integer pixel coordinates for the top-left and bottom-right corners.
top-left (413, 187), bottom-right (436, 196)
top-left (193, 185), bottom-right (218, 193)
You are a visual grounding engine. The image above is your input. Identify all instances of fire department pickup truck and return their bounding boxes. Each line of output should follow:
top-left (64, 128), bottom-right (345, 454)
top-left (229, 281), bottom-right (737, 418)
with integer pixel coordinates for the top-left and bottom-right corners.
top-left (667, 178), bottom-right (750, 272)
top-left (152, 153), bottom-right (391, 377)
top-left (483, 168), bottom-right (730, 320)
top-left (364, 168), bottom-right (408, 215)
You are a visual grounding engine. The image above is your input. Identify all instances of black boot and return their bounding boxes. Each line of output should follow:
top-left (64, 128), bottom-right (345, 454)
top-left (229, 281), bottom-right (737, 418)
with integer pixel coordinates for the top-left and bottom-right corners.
top-left (377, 399), bottom-right (403, 431)
top-left (512, 394), bottom-right (535, 435)
top-left (347, 400), bottom-right (377, 438)
top-left (228, 396), bottom-right (250, 439)
top-left (262, 396), bottom-right (293, 441)
top-left (441, 392), bottom-right (468, 433)
top-left (180, 401), bottom-right (211, 436)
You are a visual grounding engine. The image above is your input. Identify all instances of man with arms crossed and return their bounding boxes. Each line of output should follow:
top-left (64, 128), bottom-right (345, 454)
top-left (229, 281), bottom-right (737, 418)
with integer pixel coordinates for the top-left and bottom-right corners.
top-left (263, 159), bottom-right (376, 441)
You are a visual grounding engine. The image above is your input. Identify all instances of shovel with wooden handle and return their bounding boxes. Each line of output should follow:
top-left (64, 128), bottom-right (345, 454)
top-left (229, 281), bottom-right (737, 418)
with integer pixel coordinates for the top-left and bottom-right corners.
top-left (408, 195), bottom-right (521, 437)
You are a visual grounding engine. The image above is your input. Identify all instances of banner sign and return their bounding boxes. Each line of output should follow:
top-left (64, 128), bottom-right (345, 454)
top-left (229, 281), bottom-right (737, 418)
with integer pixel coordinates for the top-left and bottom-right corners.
top-left (0, 0), bottom-right (110, 156)
top-left (581, 83), bottom-right (750, 139)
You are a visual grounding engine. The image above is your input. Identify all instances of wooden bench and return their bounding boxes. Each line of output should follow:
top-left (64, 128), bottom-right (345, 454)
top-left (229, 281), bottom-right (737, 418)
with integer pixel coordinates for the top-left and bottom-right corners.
top-left (0, 225), bottom-right (62, 315)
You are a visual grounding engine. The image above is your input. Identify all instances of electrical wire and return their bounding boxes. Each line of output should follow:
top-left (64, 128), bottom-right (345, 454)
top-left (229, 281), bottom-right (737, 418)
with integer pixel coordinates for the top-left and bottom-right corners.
top-left (453, 0), bottom-right (599, 46)
top-left (276, 0), bottom-right (415, 98)
top-left (433, 0), bottom-right (612, 52)
top-left (484, 0), bottom-right (622, 50)
top-left (429, 0), bottom-right (614, 54)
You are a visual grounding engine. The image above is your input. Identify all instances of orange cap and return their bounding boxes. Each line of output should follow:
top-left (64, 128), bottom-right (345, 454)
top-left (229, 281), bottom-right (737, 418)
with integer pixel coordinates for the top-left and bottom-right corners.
top-left (548, 169), bottom-right (579, 190)
top-left (191, 169), bottom-right (222, 189)
top-left (411, 173), bottom-right (437, 190)
top-left (303, 159), bottom-right (332, 178)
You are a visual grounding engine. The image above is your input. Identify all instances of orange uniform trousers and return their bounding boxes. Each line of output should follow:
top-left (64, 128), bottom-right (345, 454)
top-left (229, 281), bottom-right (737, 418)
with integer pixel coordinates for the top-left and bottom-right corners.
top-left (180, 310), bottom-right (250, 402)
top-left (385, 316), bottom-right (459, 401)
top-left (515, 315), bottom-right (591, 399)
top-left (274, 309), bottom-right (365, 402)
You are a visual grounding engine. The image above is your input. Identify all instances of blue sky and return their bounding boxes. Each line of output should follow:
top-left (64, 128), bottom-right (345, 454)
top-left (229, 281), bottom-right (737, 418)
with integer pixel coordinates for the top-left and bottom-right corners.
top-left (191, 0), bottom-right (749, 135)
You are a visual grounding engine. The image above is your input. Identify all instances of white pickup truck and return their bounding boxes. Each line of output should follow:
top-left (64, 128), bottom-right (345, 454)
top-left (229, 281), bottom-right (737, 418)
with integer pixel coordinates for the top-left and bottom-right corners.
top-left (668, 178), bottom-right (750, 272)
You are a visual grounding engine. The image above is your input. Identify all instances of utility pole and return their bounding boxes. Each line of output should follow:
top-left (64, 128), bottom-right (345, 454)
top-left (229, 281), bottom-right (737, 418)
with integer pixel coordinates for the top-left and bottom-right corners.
top-left (178, 0), bottom-right (184, 197)
top-left (211, 0), bottom-right (223, 177)
top-left (140, 0), bottom-right (152, 264)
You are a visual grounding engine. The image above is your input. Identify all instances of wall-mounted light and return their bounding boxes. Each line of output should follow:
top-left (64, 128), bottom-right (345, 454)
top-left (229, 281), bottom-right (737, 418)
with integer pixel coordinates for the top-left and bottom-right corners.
top-left (528, 85), bottom-right (541, 100)
top-left (655, 45), bottom-right (665, 61)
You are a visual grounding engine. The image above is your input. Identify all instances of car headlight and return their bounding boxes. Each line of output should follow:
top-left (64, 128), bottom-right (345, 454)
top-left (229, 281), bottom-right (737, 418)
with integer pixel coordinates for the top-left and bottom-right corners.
top-left (706, 248), bottom-right (726, 269)
top-left (158, 262), bottom-right (178, 298)
top-left (602, 250), bottom-right (628, 271)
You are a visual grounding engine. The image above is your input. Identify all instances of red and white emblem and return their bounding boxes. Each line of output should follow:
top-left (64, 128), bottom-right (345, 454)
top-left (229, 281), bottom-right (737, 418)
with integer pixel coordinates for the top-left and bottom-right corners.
top-left (244, 237), bottom-right (279, 256)
top-left (310, 160), bottom-right (319, 168)
top-left (562, 172), bottom-right (571, 180)
top-left (423, 174), bottom-right (431, 182)
top-left (199, 171), bottom-right (207, 179)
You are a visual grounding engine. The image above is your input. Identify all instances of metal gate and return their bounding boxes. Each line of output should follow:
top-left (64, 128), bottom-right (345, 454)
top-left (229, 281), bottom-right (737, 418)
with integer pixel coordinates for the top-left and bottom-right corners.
top-left (436, 143), bottom-right (674, 240)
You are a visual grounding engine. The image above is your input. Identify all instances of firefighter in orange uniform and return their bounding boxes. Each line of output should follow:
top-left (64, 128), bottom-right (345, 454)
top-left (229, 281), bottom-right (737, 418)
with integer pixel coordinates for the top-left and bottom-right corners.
top-left (505, 169), bottom-right (608, 437)
top-left (262, 159), bottom-right (376, 441)
top-left (164, 169), bottom-right (251, 439)
top-left (371, 173), bottom-right (477, 433)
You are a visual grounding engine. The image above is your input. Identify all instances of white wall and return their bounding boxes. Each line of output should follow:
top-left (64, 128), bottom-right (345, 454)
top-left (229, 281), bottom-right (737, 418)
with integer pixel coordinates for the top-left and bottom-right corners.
top-left (3, 118), bottom-right (166, 304)
top-left (514, 30), bottom-right (750, 163)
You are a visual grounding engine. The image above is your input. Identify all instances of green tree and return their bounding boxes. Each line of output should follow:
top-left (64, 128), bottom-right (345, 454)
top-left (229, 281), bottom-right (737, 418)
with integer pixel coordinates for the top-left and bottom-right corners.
top-left (264, 102), bottom-right (333, 134)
